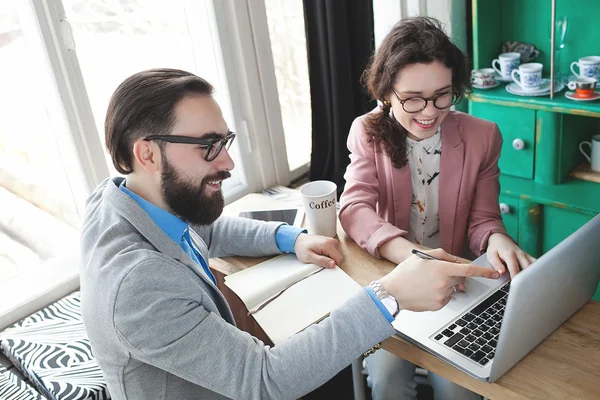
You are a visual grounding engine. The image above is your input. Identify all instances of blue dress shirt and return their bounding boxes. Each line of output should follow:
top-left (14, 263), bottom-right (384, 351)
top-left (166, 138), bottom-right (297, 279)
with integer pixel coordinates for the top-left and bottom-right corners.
top-left (119, 182), bottom-right (304, 285)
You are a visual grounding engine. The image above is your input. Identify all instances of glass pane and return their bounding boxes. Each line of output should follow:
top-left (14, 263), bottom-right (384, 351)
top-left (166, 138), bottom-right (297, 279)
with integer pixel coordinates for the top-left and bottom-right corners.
top-left (264, 0), bottom-right (312, 172)
top-left (63, 0), bottom-right (242, 191)
top-left (0, 2), bottom-right (79, 227)
top-left (373, 0), bottom-right (402, 48)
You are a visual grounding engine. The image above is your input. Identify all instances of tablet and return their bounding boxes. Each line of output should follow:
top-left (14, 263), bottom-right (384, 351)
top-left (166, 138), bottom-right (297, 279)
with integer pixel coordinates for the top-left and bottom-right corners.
top-left (238, 208), bottom-right (304, 227)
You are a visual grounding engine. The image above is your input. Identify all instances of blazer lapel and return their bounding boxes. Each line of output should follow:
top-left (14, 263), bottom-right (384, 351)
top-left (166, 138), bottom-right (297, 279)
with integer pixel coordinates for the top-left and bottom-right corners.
top-left (439, 114), bottom-right (464, 253)
top-left (189, 230), bottom-right (236, 322)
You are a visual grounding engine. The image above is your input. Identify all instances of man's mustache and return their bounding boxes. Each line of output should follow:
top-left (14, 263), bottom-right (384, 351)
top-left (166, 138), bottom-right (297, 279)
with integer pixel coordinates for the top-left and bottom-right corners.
top-left (203, 170), bottom-right (231, 183)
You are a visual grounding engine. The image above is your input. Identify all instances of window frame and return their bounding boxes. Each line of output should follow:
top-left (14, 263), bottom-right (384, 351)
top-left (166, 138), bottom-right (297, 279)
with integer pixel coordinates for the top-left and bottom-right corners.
top-left (217, 0), bottom-right (311, 191)
top-left (18, 0), bottom-right (109, 218)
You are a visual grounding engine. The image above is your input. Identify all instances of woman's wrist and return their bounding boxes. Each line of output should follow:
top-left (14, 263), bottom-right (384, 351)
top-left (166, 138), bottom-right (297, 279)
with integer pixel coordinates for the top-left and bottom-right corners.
top-left (380, 236), bottom-right (421, 264)
top-left (488, 232), bottom-right (509, 246)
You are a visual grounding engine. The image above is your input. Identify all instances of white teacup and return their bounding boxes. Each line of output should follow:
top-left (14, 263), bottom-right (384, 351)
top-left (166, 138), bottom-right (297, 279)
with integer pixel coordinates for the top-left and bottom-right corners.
top-left (511, 63), bottom-right (543, 92)
top-left (299, 180), bottom-right (338, 237)
top-left (492, 52), bottom-right (521, 79)
top-left (580, 134), bottom-right (600, 173)
top-left (571, 56), bottom-right (600, 80)
top-left (471, 68), bottom-right (497, 87)
top-left (567, 77), bottom-right (597, 97)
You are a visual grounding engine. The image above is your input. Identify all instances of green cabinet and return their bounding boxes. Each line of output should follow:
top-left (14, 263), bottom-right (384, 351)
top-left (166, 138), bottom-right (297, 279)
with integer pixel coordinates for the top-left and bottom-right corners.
top-left (499, 194), bottom-right (519, 241)
top-left (471, 104), bottom-right (535, 179)
top-left (498, 195), bottom-right (542, 258)
top-left (469, 0), bottom-right (600, 301)
top-left (497, 177), bottom-right (600, 300)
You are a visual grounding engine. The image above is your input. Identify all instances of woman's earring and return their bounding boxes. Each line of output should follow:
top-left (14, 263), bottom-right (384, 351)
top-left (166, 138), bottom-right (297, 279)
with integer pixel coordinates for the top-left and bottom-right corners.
top-left (381, 99), bottom-right (391, 112)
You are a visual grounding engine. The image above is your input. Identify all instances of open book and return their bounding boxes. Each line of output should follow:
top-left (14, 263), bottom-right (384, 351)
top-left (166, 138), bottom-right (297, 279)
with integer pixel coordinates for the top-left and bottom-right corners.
top-left (224, 254), bottom-right (361, 344)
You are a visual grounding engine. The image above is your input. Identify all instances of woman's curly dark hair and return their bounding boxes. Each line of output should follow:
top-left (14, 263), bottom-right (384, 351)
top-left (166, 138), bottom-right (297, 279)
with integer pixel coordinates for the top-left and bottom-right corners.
top-left (361, 16), bottom-right (471, 168)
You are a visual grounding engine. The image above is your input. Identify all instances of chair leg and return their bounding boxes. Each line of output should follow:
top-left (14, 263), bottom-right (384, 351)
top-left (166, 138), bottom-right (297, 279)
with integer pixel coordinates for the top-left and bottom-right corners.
top-left (352, 357), bottom-right (367, 400)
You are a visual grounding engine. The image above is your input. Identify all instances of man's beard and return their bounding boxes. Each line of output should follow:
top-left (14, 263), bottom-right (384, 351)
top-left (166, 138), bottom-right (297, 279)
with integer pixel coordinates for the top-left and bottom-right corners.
top-left (160, 158), bottom-right (230, 226)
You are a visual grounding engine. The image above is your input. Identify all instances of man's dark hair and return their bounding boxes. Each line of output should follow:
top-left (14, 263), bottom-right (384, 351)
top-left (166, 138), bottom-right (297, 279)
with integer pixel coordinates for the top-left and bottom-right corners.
top-left (361, 17), bottom-right (471, 168)
top-left (105, 68), bottom-right (214, 174)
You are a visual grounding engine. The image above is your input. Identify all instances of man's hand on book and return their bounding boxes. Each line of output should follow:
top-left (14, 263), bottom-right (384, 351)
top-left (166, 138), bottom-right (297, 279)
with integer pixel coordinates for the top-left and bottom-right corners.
top-left (294, 234), bottom-right (344, 269)
top-left (379, 248), bottom-right (500, 312)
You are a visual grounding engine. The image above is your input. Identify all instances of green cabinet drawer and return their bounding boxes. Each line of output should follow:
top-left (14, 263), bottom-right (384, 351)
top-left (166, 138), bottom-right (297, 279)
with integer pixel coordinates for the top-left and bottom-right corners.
top-left (469, 102), bottom-right (535, 179)
top-left (498, 194), bottom-right (519, 242)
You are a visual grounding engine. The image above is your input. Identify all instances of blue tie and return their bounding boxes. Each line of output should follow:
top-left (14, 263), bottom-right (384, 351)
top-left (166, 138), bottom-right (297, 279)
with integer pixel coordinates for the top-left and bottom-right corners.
top-left (181, 230), bottom-right (216, 284)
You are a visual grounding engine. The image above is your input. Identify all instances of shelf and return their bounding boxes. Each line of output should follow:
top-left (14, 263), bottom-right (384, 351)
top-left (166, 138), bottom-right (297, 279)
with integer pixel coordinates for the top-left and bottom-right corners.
top-left (500, 175), bottom-right (600, 214)
top-left (469, 85), bottom-right (600, 118)
top-left (570, 163), bottom-right (600, 184)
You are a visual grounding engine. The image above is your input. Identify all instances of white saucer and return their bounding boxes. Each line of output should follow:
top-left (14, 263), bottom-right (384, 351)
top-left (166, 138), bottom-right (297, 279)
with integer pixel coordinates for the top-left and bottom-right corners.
top-left (473, 81), bottom-right (500, 90)
top-left (565, 91), bottom-right (600, 101)
top-left (506, 79), bottom-right (565, 96)
top-left (494, 74), bottom-right (513, 83)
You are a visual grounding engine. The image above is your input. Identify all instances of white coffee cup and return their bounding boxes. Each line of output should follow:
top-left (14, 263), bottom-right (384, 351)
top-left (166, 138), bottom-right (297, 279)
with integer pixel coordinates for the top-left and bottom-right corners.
top-left (571, 56), bottom-right (600, 80)
top-left (580, 134), bottom-right (600, 172)
top-left (511, 63), bottom-right (543, 92)
top-left (299, 180), bottom-right (337, 237)
top-left (492, 52), bottom-right (521, 79)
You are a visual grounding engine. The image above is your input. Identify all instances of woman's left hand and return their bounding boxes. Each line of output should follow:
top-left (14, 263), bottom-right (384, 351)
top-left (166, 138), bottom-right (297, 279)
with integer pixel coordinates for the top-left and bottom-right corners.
top-left (486, 233), bottom-right (536, 278)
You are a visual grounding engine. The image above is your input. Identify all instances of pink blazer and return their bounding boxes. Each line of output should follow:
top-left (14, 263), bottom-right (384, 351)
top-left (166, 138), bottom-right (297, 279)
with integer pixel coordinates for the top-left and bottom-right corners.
top-left (339, 110), bottom-right (507, 259)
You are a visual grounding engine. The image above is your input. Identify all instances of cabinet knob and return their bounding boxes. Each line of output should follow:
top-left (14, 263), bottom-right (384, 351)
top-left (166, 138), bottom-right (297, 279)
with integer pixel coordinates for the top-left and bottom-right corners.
top-left (499, 203), bottom-right (510, 215)
top-left (512, 138), bottom-right (525, 150)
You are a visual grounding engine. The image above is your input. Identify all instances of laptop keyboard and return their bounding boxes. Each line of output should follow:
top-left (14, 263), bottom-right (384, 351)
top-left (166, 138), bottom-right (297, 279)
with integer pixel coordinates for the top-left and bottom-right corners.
top-left (433, 283), bottom-right (510, 366)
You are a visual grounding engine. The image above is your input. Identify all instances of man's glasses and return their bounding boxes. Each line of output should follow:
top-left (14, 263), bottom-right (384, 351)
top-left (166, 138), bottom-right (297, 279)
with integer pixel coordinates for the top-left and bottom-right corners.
top-left (392, 89), bottom-right (459, 114)
top-left (144, 132), bottom-right (236, 161)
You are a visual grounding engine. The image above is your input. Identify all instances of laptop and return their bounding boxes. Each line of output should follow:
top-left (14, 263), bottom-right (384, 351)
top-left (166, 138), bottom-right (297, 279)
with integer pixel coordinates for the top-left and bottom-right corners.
top-left (392, 213), bottom-right (600, 382)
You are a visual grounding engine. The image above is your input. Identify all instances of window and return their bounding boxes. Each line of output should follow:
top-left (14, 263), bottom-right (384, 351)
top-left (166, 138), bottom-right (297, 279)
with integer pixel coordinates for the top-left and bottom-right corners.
top-left (264, 0), bottom-right (312, 173)
top-left (0, 1), bottom-right (79, 227)
top-left (62, 0), bottom-right (245, 193)
top-left (235, 0), bottom-right (312, 187)
top-left (0, 0), bottom-right (82, 306)
top-left (1, 0), bottom-right (305, 285)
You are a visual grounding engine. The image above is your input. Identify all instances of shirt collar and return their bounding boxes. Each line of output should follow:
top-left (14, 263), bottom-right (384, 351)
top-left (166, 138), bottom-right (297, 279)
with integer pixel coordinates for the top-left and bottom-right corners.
top-left (119, 181), bottom-right (188, 242)
top-left (406, 126), bottom-right (442, 148)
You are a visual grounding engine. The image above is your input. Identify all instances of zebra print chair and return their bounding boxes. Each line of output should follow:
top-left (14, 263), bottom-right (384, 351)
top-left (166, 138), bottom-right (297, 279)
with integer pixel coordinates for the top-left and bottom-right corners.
top-left (0, 361), bottom-right (44, 400)
top-left (0, 291), bottom-right (110, 400)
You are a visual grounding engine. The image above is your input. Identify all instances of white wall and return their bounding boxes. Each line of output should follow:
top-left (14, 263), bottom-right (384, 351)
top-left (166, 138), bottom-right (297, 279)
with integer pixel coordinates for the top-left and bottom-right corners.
top-left (373, 0), bottom-right (467, 52)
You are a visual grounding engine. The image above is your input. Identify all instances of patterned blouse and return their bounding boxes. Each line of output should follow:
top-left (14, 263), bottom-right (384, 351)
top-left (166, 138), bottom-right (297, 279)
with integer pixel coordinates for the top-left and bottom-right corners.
top-left (405, 128), bottom-right (442, 248)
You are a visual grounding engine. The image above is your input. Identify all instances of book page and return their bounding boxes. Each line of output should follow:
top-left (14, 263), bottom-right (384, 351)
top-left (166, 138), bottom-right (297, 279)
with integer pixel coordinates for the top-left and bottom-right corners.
top-left (224, 254), bottom-right (321, 311)
top-left (251, 265), bottom-right (361, 344)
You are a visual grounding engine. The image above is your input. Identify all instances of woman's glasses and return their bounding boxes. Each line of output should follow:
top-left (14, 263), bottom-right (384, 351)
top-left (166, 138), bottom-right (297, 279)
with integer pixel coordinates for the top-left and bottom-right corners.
top-left (144, 132), bottom-right (236, 161)
top-left (392, 89), bottom-right (459, 114)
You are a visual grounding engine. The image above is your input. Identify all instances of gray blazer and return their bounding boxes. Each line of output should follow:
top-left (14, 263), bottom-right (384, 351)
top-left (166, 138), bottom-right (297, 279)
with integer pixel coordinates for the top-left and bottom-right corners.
top-left (80, 178), bottom-right (394, 399)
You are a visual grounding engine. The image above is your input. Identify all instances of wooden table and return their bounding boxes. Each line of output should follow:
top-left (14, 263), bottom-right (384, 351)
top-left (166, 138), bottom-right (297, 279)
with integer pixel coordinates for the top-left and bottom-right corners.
top-left (211, 193), bottom-right (600, 400)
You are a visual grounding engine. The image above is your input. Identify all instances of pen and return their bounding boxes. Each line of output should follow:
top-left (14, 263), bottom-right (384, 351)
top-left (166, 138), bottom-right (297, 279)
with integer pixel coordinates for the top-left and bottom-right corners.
top-left (412, 249), bottom-right (462, 265)
top-left (411, 248), bottom-right (442, 261)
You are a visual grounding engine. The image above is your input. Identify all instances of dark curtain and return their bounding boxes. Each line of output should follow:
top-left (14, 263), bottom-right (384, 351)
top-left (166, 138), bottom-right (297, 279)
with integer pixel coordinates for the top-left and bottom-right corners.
top-left (303, 0), bottom-right (376, 198)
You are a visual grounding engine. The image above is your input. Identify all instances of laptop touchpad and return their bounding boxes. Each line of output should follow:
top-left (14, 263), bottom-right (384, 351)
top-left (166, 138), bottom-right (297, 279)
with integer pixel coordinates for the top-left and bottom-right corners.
top-left (444, 278), bottom-right (489, 312)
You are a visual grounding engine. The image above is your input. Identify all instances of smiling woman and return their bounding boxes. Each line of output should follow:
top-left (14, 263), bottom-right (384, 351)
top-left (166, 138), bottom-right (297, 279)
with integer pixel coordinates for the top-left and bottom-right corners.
top-left (339, 16), bottom-right (533, 400)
